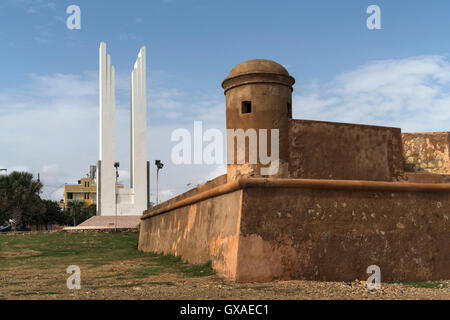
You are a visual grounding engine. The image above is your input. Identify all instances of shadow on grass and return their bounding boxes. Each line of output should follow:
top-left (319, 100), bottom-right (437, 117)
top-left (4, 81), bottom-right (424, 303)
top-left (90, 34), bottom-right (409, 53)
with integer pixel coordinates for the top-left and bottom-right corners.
top-left (152, 255), bottom-right (215, 277)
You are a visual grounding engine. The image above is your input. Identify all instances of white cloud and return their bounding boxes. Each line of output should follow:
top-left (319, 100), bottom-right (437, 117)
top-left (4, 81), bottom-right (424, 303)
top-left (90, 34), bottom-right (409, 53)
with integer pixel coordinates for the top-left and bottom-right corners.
top-left (149, 87), bottom-right (225, 123)
top-left (0, 68), bottom-right (226, 204)
top-left (159, 189), bottom-right (174, 197)
top-left (118, 169), bottom-right (130, 186)
top-left (0, 71), bottom-right (98, 201)
top-left (30, 72), bottom-right (98, 98)
top-left (293, 55), bottom-right (450, 132)
top-left (39, 164), bottom-right (69, 200)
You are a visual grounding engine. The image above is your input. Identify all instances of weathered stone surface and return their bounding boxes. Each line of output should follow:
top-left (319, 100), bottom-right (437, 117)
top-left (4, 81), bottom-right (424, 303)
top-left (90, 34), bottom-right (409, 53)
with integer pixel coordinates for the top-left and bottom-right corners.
top-left (139, 182), bottom-right (450, 282)
top-left (139, 190), bottom-right (243, 280)
top-left (402, 132), bottom-right (450, 174)
top-left (404, 172), bottom-right (450, 183)
top-left (222, 59), bottom-right (294, 180)
top-left (238, 187), bottom-right (450, 282)
top-left (288, 119), bottom-right (404, 181)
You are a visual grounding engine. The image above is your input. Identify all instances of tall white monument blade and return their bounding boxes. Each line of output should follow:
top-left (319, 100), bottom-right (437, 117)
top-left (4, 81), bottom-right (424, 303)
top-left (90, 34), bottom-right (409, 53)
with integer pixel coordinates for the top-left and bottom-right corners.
top-left (130, 46), bottom-right (147, 213)
top-left (98, 42), bottom-right (116, 215)
top-left (99, 42), bottom-right (106, 156)
top-left (130, 69), bottom-right (134, 188)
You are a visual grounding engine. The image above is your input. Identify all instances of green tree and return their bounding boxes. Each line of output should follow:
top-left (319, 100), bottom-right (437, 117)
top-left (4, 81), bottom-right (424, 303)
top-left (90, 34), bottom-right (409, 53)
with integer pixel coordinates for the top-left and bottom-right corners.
top-left (23, 200), bottom-right (46, 230)
top-left (41, 199), bottom-right (65, 230)
top-left (0, 172), bottom-right (42, 230)
top-left (78, 204), bottom-right (96, 224)
top-left (0, 175), bottom-right (9, 224)
top-left (68, 200), bottom-right (84, 226)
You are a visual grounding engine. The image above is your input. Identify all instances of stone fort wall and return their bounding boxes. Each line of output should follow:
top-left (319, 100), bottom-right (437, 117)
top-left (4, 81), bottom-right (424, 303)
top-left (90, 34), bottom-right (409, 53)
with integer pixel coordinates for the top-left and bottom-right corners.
top-left (138, 188), bottom-right (243, 280)
top-left (139, 178), bottom-right (450, 282)
top-left (138, 59), bottom-right (450, 283)
top-left (238, 185), bottom-right (450, 282)
top-left (288, 119), bottom-right (404, 181)
top-left (402, 132), bottom-right (450, 174)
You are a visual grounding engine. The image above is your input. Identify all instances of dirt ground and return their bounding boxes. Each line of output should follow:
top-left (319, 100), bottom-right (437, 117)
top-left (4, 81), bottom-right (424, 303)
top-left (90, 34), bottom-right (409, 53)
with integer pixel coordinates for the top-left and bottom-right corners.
top-left (0, 231), bottom-right (449, 300)
top-left (2, 257), bottom-right (449, 300)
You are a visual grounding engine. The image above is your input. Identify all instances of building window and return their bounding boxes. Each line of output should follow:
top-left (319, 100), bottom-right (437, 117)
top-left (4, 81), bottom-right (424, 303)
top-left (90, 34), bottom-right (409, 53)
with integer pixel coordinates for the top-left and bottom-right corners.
top-left (241, 101), bottom-right (252, 114)
top-left (287, 102), bottom-right (292, 118)
top-left (84, 193), bottom-right (89, 200)
top-left (75, 193), bottom-right (81, 200)
top-left (67, 192), bottom-right (73, 200)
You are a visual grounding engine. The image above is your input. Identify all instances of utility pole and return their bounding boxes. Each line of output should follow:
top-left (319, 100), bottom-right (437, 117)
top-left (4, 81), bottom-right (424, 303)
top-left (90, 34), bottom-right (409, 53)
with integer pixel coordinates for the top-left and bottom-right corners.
top-left (155, 160), bottom-right (164, 205)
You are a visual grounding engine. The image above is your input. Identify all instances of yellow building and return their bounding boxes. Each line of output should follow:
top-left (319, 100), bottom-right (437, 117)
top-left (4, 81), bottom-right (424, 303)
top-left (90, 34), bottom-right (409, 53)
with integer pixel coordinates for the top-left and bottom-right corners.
top-left (60, 176), bottom-right (123, 210)
top-left (60, 177), bottom-right (96, 210)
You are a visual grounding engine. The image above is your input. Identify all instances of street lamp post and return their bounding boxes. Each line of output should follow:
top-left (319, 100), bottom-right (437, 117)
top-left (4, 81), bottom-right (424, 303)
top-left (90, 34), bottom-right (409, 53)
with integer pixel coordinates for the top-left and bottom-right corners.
top-left (114, 162), bottom-right (120, 231)
top-left (155, 160), bottom-right (164, 205)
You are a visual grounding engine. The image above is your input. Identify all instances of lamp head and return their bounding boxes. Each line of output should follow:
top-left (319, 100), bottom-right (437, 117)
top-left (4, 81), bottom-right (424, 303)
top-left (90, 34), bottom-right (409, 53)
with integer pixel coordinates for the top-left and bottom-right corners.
top-left (155, 160), bottom-right (164, 169)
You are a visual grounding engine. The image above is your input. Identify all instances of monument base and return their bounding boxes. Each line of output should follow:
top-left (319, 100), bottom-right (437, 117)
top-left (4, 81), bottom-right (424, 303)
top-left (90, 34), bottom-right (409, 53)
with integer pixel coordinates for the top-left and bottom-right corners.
top-left (64, 215), bottom-right (141, 231)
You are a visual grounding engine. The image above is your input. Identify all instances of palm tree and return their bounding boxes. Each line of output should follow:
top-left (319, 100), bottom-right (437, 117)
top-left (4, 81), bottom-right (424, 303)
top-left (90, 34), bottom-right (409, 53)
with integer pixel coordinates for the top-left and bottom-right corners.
top-left (68, 200), bottom-right (84, 226)
top-left (0, 172), bottom-right (42, 230)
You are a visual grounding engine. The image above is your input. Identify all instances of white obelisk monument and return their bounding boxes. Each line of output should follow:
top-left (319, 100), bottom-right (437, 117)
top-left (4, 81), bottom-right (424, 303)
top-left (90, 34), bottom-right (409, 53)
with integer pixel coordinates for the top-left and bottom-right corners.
top-left (97, 42), bottom-right (148, 216)
top-left (130, 46), bottom-right (148, 214)
top-left (98, 42), bottom-right (116, 215)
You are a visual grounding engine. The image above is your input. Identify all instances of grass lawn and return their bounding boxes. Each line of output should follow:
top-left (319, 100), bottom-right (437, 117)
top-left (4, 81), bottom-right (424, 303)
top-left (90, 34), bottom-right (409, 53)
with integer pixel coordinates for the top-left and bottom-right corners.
top-left (0, 230), bottom-right (214, 275)
top-left (0, 230), bottom-right (215, 299)
top-left (0, 231), bottom-right (448, 300)
top-left (391, 281), bottom-right (448, 289)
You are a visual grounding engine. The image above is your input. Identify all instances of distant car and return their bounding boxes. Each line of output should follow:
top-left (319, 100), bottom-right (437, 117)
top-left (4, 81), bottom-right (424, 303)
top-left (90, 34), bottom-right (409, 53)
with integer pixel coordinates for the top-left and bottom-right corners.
top-left (0, 225), bottom-right (11, 232)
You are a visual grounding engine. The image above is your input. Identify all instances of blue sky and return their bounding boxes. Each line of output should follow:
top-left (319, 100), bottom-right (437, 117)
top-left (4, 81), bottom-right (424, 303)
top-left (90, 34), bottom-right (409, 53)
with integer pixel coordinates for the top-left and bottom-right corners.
top-left (2, 0), bottom-right (450, 90)
top-left (1, 0), bottom-right (450, 202)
